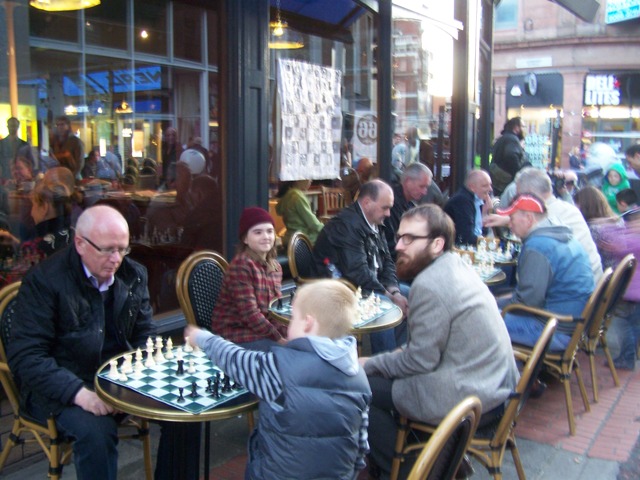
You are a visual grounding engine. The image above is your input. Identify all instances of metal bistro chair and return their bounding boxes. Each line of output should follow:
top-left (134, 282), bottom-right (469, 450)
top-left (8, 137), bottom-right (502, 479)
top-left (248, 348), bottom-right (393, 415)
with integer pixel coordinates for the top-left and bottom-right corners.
top-left (175, 250), bottom-right (256, 472)
top-left (287, 231), bottom-right (317, 286)
top-left (0, 282), bottom-right (153, 479)
top-left (392, 319), bottom-right (558, 480)
top-left (176, 250), bottom-right (229, 329)
top-left (504, 267), bottom-right (614, 436)
top-left (580, 254), bottom-right (636, 402)
top-left (406, 396), bottom-right (482, 480)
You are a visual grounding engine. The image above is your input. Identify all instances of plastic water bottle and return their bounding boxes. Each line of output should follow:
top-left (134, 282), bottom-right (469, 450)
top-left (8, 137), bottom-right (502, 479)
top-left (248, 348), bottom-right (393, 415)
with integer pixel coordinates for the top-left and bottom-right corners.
top-left (323, 257), bottom-right (342, 279)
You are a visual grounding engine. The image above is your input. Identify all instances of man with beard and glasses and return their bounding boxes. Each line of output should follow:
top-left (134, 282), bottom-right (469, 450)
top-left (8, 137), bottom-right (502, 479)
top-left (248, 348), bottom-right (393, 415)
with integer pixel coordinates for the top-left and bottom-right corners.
top-left (359, 204), bottom-right (519, 479)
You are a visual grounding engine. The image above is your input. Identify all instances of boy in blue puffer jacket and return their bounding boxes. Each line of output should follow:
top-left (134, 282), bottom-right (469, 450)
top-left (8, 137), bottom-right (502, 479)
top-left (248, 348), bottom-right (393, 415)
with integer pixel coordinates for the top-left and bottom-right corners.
top-left (186, 279), bottom-right (371, 480)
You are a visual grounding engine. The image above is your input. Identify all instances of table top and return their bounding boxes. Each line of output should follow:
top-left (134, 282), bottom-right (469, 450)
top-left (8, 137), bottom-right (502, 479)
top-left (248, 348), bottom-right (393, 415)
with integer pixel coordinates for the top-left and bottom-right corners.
top-left (95, 356), bottom-right (258, 423)
top-left (269, 290), bottom-right (404, 335)
top-left (481, 269), bottom-right (507, 286)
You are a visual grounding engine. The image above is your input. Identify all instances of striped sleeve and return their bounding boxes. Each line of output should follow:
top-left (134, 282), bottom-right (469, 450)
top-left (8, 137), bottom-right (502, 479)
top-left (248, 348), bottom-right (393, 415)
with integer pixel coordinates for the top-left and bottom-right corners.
top-left (195, 330), bottom-right (283, 402)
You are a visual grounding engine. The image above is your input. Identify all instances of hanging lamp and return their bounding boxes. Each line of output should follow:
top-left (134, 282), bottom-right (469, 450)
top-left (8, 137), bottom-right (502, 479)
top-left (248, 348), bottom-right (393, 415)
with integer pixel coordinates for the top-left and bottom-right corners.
top-left (30, 0), bottom-right (100, 12)
top-left (269, 0), bottom-right (304, 50)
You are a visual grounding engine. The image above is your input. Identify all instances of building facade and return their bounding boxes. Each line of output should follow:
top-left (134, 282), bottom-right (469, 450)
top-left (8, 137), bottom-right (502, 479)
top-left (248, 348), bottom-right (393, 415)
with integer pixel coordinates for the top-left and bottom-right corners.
top-left (492, 0), bottom-right (640, 169)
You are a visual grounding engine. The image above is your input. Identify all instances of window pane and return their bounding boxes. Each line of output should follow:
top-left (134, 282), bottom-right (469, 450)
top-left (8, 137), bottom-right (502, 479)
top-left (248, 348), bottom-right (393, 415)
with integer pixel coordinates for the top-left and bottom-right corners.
top-left (174, 3), bottom-right (202, 62)
top-left (85, 0), bottom-right (128, 50)
top-left (29, 8), bottom-right (78, 42)
top-left (134, 0), bottom-right (168, 56)
top-left (495, 0), bottom-right (518, 30)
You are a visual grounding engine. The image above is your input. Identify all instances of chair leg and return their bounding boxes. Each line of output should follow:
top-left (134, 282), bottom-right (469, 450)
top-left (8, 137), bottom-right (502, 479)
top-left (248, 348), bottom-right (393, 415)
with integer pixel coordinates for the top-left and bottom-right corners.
top-left (600, 336), bottom-right (621, 387)
top-left (489, 449), bottom-right (504, 480)
top-left (560, 375), bottom-right (577, 436)
top-left (389, 417), bottom-right (409, 480)
top-left (588, 349), bottom-right (599, 403)
top-left (508, 437), bottom-right (526, 480)
top-left (0, 420), bottom-right (20, 471)
top-left (574, 364), bottom-right (591, 413)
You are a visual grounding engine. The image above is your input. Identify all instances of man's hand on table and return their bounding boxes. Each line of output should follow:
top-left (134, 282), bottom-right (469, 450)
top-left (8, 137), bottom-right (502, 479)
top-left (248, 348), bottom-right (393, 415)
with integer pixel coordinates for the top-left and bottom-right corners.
top-left (74, 387), bottom-right (115, 416)
top-left (388, 291), bottom-right (408, 316)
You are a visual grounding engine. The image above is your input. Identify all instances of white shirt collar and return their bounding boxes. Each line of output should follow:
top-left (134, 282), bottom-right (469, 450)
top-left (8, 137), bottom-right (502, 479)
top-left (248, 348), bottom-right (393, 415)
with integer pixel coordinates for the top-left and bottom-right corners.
top-left (82, 263), bottom-right (115, 292)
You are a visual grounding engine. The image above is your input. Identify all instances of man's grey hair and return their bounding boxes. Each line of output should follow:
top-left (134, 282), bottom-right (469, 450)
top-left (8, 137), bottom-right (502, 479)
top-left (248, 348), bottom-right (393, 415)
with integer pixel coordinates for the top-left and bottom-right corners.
top-left (516, 167), bottom-right (552, 197)
top-left (401, 162), bottom-right (432, 182)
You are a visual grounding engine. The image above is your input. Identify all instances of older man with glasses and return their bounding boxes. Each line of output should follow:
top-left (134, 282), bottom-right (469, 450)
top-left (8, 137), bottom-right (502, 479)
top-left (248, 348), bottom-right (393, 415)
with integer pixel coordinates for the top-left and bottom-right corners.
top-left (8, 205), bottom-right (199, 480)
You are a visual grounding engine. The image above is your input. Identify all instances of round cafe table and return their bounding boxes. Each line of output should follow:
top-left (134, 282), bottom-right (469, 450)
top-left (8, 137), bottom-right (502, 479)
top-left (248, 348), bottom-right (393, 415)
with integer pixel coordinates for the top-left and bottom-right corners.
top-left (95, 353), bottom-right (258, 479)
top-left (269, 289), bottom-right (404, 354)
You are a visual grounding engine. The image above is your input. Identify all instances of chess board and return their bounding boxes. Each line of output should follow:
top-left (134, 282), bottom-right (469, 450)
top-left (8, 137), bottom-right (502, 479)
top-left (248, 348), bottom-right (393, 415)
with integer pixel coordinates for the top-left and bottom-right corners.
top-left (97, 349), bottom-right (248, 414)
top-left (473, 265), bottom-right (503, 282)
top-left (270, 292), bottom-right (395, 328)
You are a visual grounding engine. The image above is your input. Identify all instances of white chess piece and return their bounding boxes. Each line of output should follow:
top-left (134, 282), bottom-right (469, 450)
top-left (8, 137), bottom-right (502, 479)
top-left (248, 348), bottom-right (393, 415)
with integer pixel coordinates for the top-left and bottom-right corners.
top-left (118, 371), bottom-right (128, 382)
top-left (176, 346), bottom-right (184, 361)
top-left (108, 360), bottom-right (119, 380)
top-left (146, 337), bottom-right (154, 351)
top-left (145, 346), bottom-right (156, 367)
top-left (121, 353), bottom-right (133, 374)
top-left (183, 337), bottom-right (193, 353)
top-left (165, 338), bottom-right (174, 360)
top-left (187, 358), bottom-right (196, 374)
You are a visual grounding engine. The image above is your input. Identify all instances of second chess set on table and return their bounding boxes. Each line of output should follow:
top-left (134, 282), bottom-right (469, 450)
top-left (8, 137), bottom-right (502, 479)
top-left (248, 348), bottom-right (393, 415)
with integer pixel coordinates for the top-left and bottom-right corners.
top-left (97, 337), bottom-right (247, 414)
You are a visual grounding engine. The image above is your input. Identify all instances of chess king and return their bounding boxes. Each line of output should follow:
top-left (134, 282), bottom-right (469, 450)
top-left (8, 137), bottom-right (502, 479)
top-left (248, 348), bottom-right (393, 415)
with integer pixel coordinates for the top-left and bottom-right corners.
top-left (7, 205), bottom-right (200, 480)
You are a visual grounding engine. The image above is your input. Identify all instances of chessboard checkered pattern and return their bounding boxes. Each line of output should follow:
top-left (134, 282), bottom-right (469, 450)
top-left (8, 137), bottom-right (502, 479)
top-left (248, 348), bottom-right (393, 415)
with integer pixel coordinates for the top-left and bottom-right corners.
top-left (98, 349), bottom-right (248, 414)
top-left (270, 292), bottom-right (395, 328)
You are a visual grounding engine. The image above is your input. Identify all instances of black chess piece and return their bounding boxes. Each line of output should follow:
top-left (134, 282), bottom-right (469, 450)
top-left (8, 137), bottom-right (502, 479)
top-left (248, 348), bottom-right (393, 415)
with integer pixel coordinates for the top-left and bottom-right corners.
top-left (190, 382), bottom-right (199, 398)
top-left (206, 378), bottom-right (213, 393)
top-left (290, 288), bottom-right (295, 302)
top-left (177, 387), bottom-right (185, 403)
top-left (212, 380), bottom-right (220, 399)
top-left (277, 297), bottom-right (283, 309)
top-left (222, 375), bottom-right (232, 393)
top-left (176, 359), bottom-right (184, 376)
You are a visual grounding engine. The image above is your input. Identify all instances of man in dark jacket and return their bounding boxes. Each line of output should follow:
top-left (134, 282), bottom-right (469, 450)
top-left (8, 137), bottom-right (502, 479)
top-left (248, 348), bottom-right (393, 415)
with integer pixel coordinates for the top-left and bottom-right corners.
top-left (444, 169), bottom-right (493, 245)
top-left (7, 205), bottom-right (196, 480)
top-left (489, 117), bottom-right (526, 196)
top-left (313, 180), bottom-right (408, 353)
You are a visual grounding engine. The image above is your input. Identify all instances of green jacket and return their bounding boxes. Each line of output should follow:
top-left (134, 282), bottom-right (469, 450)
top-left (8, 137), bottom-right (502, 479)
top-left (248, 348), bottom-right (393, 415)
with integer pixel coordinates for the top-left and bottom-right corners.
top-left (276, 188), bottom-right (324, 245)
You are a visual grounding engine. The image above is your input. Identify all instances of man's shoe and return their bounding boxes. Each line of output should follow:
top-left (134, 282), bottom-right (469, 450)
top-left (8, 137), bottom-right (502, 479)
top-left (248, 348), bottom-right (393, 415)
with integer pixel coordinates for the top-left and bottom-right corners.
top-left (455, 455), bottom-right (475, 479)
top-left (528, 379), bottom-right (547, 399)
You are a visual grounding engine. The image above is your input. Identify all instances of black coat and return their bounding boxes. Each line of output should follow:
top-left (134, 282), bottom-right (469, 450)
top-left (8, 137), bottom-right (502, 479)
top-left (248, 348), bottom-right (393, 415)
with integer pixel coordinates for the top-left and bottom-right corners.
top-left (8, 245), bottom-right (156, 414)
top-left (312, 202), bottom-right (398, 294)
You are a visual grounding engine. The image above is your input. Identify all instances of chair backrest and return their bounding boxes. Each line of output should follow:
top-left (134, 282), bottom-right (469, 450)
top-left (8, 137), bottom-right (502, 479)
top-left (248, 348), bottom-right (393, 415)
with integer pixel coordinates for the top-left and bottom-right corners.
top-left (176, 250), bottom-right (228, 329)
top-left (601, 254), bottom-right (636, 320)
top-left (287, 231), bottom-right (316, 283)
top-left (320, 186), bottom-right (345, 217)
top-left (581, 267), bottom-right (615, 341)
top-left (489, 318), bottom-right (557, 448)
top-left (0, 282), bottom-right (23, 417)
top-left (407, 396), bottom-right (482, 480)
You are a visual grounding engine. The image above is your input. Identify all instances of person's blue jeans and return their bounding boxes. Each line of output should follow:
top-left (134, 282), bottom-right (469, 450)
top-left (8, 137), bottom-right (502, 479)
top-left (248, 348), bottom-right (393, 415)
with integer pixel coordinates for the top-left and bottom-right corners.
top-left (504, 312), bottom-right (571, 351)
top-left (614, 301), bottom-right (640, 367)
top-left (28, 400), bottom-right (119, 480)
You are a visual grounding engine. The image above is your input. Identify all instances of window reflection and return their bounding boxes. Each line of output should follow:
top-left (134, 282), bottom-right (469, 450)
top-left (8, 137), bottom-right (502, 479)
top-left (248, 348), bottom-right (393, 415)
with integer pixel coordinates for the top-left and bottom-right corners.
top-left (1, 1), bottom-right (221, 316)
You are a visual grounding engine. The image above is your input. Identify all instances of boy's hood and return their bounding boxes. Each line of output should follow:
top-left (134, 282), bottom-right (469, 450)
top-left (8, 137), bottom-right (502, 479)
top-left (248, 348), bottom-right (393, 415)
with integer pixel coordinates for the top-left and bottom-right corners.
top-left (307, 335), bottom-right (360, 376)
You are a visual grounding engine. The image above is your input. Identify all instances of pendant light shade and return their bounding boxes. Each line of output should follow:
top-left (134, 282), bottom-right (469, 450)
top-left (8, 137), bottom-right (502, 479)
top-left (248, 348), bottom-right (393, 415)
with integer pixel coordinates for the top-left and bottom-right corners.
top-left (30, 0), bottom-right (101, 12)
top-left (269, 0), bottom-right (304, 50)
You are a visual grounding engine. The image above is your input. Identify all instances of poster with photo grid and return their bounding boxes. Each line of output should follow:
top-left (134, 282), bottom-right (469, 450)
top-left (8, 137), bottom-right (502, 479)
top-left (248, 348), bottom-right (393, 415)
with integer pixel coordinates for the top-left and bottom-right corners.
top-left (277, 59), bottom-right (342, 181)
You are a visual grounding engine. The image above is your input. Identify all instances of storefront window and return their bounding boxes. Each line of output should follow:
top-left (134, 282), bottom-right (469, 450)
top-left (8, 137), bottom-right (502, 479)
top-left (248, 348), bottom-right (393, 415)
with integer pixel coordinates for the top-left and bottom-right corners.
top-left (1, 1), bottom-right (222, 319)
top-left (391, 1), bottom-right (455, 189)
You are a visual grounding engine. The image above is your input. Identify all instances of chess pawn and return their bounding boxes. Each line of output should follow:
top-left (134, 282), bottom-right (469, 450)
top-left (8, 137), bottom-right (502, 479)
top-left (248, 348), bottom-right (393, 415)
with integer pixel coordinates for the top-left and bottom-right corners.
top-left (145, 346), bottom-right (156, 368)
top-left (165, 338), bottom-right (174, 360)
top-left (176, 346), bottom-right (184, 361)
top-left (118, 371), bottom-right (128, 382)
top-left (121, 353), bottom-right (133, 374)
top-left (187, 358), bottom-right (196, 374)
top-left (183, 337), bottom-right (194, 353)
top-left (146, 336), bottom-right (154, 351)
top-left (108, 360), bottom-right (119, 380)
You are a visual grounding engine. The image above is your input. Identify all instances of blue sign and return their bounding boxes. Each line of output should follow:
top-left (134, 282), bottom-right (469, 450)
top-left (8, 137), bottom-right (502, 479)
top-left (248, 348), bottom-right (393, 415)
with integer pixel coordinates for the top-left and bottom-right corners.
top-left (606, 0), bottom-right (640, 24)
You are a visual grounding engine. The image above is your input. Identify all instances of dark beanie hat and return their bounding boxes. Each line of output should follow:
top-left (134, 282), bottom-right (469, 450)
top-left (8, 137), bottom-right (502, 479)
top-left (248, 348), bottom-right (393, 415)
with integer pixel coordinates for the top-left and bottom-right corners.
top-left (238, 207), bottom-right (274, 238)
